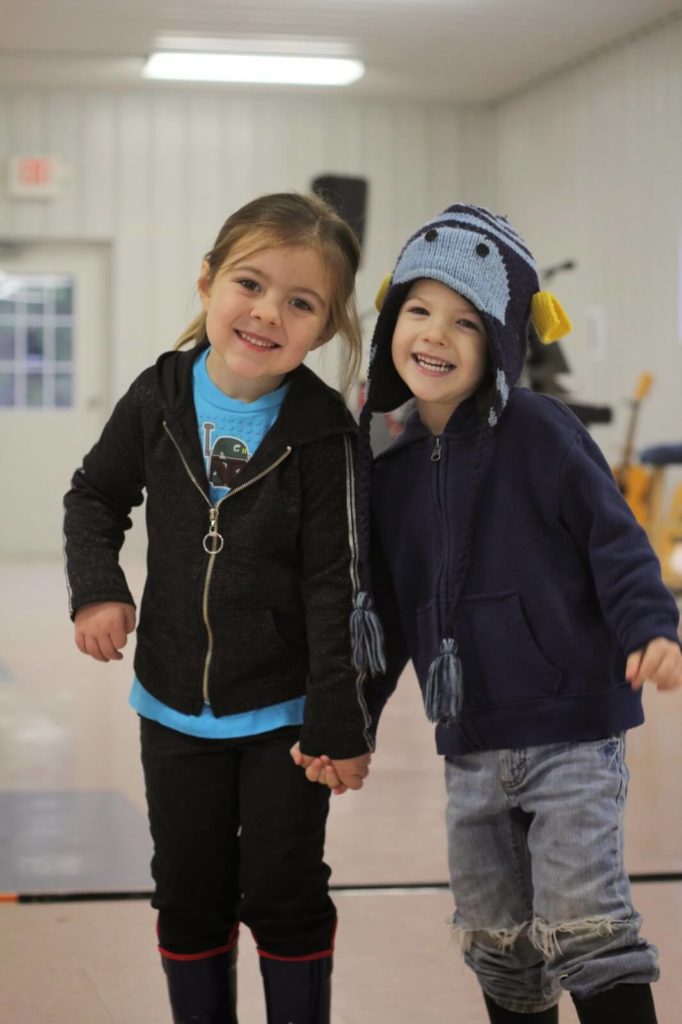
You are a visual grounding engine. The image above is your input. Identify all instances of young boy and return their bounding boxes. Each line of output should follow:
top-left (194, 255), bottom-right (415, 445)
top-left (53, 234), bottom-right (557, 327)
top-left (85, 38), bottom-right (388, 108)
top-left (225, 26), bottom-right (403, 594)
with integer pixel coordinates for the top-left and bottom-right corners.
top-left (350, 204), bottom-right (681, 1023)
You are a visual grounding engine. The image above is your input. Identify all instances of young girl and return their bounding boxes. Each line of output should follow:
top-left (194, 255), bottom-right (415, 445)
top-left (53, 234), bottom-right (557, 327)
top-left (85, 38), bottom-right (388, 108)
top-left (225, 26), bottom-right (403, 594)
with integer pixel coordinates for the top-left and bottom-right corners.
top-left (313, 203), bottom-right (681, 1023)
top-left (63, 192), bottom-right (373, 1024)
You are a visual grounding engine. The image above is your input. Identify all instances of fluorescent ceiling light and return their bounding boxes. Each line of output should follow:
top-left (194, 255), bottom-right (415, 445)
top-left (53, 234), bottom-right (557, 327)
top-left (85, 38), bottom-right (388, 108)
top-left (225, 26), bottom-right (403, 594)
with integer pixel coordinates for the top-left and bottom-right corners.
top-left (143, 52), bottom-right (364, 86)
top-left (154, 36), bottom-right (357, 58)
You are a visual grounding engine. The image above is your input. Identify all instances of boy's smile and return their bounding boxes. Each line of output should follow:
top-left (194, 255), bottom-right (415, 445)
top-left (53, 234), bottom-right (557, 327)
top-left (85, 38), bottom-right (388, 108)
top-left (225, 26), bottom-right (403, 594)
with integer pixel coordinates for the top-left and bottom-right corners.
top-left (412, 353), bottom-right (455, 374)
top-left (391, 278), bottom-right (488, 434)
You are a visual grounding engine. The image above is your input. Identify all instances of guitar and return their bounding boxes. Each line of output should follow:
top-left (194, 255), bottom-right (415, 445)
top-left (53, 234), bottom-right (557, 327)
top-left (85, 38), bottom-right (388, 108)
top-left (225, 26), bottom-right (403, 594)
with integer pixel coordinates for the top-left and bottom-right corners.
top-left (612, 373), bottom-right (654, 527)
top-left (654, 482), bottom-right (682, 593)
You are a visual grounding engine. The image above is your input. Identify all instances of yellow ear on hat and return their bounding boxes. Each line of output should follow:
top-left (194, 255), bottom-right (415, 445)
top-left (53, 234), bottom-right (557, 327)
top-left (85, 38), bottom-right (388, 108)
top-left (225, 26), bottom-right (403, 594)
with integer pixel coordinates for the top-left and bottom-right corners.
top-left (375, 274), bottom-right (392, 312)
top-left (531, 291), bottom-right (572, 343)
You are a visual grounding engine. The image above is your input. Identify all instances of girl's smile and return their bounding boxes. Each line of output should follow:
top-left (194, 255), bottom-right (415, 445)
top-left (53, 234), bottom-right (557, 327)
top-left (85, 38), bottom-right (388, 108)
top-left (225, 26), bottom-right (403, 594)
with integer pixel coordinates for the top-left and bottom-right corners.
top-left (235, 329), bottom-right (281, 351)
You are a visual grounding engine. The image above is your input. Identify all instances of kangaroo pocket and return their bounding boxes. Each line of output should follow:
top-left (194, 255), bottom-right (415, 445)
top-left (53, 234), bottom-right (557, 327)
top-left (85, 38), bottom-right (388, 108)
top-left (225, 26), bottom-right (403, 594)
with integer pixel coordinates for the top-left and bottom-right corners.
top-left (416, 590), bottom-right (562, 709)
top-left (217, 605), bottom-right (307, 684)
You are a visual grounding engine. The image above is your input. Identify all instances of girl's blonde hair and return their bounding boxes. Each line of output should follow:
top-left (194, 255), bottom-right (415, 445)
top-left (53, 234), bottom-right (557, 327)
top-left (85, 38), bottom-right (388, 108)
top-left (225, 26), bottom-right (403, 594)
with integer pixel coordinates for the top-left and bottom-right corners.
top-left (176, 191), bottom-right (362, 394)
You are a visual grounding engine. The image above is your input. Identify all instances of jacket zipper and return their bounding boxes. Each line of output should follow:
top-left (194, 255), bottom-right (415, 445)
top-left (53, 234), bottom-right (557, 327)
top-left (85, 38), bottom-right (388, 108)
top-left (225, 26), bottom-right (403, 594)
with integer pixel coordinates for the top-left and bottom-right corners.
top-left (163, 420), bottom-right (292, 703)
top-left (431, 434), bottom-right (448, 634)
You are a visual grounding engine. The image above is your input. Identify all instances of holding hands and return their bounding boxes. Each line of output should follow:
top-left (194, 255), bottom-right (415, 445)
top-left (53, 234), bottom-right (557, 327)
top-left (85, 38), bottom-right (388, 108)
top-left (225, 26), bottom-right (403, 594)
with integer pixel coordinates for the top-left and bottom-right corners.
top-left (290, 743), bottom-right (371, 796)
top-left (626, 637), bottom-right (682, 691)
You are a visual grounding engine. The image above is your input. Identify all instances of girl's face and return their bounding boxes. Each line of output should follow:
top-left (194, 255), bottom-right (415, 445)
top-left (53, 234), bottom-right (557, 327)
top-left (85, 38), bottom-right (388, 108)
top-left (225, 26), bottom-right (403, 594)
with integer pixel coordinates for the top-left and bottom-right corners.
top-left (199, 243), bottom-right (333, 401)
top-left (391, 278), bottom-right (488, 434)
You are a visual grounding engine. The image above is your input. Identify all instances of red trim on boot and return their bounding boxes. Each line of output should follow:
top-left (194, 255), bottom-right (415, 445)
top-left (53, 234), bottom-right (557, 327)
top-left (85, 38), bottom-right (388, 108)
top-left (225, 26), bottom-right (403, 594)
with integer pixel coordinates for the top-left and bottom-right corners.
top-left (258, 948), bottom-right (333, 962)
top-left (254, 919), bottom-right (337, 962)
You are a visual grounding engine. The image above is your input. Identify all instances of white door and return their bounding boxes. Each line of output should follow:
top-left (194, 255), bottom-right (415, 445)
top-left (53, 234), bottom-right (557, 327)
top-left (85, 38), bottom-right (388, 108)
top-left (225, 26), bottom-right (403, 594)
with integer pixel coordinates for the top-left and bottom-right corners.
top-left (0, 241), bottom-right (110, 557)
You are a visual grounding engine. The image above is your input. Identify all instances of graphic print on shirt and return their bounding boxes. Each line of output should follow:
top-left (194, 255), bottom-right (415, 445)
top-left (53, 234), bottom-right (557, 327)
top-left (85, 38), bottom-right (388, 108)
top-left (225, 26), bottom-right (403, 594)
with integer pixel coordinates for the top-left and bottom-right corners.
top-left (202, 421), bottom-right (250, 490)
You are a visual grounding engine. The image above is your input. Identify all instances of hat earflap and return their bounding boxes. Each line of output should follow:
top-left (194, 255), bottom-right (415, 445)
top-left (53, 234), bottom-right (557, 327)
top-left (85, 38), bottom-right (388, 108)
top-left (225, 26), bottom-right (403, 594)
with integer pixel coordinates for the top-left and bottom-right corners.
top-left (531, 291), bottom-right (572, 344)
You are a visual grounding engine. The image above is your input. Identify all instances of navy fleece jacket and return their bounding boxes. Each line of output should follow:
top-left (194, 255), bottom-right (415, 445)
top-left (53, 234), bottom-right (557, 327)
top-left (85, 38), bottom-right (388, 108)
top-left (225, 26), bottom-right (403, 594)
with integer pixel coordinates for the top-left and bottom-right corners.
top-left (370, 388), bottom-right (680, 755)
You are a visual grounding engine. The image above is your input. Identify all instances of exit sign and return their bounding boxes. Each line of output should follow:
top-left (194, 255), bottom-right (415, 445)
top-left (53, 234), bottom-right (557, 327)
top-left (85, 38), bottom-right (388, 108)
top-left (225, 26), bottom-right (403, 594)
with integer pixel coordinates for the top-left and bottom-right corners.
top-left (8, 155), bottom-right (62, 198)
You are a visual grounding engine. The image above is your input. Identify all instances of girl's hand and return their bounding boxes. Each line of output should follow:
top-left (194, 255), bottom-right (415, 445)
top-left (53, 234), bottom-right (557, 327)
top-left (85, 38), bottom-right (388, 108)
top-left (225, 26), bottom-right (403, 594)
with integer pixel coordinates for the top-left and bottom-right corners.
top-left (306, 755), bottom-right (348, 795)
top-left (290, 741), bottom-right (306, 767)
top-left (74, 602), bottom-right (136, 662)
top-left (626, 637), bottom-right (682, 691)
top-left (289, 743), bottom-right (348, 795)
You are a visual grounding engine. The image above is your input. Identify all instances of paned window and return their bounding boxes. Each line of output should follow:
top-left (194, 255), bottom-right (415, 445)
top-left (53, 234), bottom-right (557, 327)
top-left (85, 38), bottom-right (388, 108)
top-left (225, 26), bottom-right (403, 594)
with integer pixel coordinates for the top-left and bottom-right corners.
top-left (0, 273), bottom-right (75, 408)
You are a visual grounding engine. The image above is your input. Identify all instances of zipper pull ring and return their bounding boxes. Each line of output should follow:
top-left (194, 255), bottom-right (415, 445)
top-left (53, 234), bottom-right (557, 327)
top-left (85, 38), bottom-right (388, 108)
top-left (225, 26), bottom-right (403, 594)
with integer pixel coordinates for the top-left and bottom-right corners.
top-left (203, 507), bottom-right (224, 554)
top-left (431, 436), bottom-right (442, 463)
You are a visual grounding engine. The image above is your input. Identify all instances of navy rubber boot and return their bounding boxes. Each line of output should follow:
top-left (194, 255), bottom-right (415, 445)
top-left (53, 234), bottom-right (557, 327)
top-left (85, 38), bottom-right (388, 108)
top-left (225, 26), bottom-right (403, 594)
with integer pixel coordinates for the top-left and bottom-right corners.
top-left (162, 948), bottom-right (238, 1023)
top-left (259, 956), bottom-right (331, 1024)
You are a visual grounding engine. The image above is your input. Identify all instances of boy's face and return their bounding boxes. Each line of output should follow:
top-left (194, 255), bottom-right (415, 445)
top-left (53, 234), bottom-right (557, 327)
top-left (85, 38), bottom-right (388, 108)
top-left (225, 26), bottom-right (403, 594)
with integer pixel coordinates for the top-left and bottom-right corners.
top-left (391, 279), bottom-right (488, 433)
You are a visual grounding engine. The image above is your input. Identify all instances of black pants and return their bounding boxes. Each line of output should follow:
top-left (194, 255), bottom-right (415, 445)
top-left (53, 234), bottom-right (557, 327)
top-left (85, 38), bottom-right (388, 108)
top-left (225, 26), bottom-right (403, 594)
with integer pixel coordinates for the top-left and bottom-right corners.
top-left (140, 718), bottom-right (335, 959)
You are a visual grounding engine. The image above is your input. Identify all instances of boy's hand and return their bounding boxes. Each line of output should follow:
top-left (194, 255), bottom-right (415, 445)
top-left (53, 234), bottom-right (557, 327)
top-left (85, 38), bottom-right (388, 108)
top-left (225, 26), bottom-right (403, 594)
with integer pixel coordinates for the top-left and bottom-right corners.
top-left (74, 602), bottom-right (136, 663)
top-left (626, 637), bottom-right (682, 691)
top-left (331, 754), bottom-right (371, 791)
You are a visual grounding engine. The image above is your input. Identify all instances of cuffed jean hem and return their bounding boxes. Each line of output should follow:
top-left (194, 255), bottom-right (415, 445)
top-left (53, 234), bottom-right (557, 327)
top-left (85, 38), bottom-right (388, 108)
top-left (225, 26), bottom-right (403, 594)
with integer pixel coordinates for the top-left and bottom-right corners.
top-left (556, 943), bottom-right (660, 1003)
top-left (479, 987), bottom-right (560, 1016)
top-left (454, 912), bottom-right (659, 1010)
top-left (454, 921), bottom-right (561, 1014)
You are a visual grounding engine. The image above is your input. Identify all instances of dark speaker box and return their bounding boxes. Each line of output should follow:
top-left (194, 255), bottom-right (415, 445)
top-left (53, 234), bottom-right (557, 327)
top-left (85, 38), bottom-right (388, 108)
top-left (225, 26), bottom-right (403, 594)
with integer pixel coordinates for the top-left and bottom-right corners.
top-left (311, 174), bottom-right (368, 253)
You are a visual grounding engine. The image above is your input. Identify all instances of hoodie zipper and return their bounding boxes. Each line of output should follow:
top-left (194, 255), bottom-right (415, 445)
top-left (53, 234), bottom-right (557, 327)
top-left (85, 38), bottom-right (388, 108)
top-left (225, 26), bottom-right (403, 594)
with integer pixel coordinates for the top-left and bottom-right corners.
top-left (163, 420), bottom-right (292, 703)
top-left (431, 434), bottom-right (449, 632)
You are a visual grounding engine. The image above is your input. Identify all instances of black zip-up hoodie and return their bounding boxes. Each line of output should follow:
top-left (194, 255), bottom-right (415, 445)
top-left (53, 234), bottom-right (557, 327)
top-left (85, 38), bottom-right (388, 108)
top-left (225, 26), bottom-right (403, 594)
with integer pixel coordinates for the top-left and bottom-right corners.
top-left (63, 343), bottom-right (372, 759)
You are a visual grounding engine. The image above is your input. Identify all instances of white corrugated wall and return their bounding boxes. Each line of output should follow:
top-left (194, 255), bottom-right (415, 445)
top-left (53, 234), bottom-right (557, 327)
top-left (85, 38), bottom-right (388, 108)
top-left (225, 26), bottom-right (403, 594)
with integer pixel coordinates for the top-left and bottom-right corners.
top-left (494, 18), bottom-right (682, 462)
top-left (0, 90), bottom-right (468, 397)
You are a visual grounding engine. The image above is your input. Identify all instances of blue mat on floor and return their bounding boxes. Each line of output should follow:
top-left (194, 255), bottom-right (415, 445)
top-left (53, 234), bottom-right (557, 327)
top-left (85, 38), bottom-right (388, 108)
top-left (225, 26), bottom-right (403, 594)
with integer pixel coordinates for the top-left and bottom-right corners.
top-left (0, 790), bottom-right (152, 894)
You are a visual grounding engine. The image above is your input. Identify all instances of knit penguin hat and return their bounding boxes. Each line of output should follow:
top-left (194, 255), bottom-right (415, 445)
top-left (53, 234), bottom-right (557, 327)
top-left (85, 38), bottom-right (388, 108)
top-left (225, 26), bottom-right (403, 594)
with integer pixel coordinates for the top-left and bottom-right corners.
top-left (351, 202), bottom-right (571, 723)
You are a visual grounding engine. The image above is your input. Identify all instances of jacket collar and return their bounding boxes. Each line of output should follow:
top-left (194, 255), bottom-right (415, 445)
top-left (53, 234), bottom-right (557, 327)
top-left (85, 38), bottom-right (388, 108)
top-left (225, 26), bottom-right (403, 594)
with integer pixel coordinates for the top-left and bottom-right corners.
top-left (375, 393), bottom-right (484, 463)
top-left (156, 341), bottom-right (356, 447)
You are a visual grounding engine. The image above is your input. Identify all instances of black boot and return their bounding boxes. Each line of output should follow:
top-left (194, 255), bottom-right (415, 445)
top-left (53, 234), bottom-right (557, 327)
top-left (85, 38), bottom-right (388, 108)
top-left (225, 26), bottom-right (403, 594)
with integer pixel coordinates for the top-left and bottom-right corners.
top-left (162, 948), bottom-right (238, 1023)
top-left (259, 956), bottom-right (331, 1024)
top-left (484, 992), bottom-right (558, 1022)
top-left (572, 982), bottom-right (658, 1023)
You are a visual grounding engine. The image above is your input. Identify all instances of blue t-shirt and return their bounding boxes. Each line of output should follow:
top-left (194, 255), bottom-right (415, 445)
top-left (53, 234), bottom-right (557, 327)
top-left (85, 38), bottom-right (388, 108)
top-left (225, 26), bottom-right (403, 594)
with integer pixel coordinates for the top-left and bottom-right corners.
top-left (192, 349), bottom-right (289, 504)
top-left (129, 350), bottom-right (303, 737)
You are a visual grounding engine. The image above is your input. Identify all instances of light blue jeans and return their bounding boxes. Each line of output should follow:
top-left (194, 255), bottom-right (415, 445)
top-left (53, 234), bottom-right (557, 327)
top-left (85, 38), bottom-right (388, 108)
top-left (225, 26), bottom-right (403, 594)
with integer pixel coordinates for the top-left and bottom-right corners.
top-left (444, 735), bottom-right (659, 1014)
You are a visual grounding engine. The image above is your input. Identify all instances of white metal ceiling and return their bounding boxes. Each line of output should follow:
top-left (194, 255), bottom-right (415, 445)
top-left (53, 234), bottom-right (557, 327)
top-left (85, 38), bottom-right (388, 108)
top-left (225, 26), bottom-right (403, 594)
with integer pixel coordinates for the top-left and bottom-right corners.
top-left (1, 0), bottom-right (681, 101)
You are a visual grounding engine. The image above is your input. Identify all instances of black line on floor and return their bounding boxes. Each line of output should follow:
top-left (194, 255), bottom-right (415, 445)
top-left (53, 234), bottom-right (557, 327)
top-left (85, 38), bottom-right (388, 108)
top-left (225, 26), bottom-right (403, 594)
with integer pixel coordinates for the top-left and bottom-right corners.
top-left (5, 872), bottom-right (682, 904)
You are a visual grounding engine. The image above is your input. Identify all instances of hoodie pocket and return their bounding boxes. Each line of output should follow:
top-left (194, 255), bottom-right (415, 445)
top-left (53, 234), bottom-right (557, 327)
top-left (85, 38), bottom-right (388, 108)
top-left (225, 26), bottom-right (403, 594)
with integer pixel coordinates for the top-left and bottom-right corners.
top-left (219, 606), bottom-right (307, 684)
top-left (416, 590), bottom-right (561, 709)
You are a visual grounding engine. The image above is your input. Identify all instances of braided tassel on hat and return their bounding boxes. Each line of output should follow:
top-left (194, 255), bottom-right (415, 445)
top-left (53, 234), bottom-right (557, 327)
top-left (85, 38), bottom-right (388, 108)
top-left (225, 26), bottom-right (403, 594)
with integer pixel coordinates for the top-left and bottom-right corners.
top-left (424, 638), bottom-right (463, 724)
top-left (350, 591), bottom-right (386, 675)
top-left (350, 402), bottom-right (386, 677)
